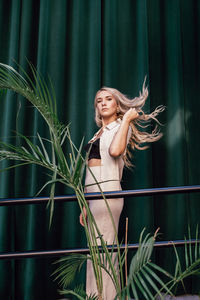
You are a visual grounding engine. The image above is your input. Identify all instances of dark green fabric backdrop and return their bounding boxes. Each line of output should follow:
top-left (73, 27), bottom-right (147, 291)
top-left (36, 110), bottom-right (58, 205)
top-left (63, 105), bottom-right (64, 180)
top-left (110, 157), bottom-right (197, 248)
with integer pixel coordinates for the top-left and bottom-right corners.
top-left (0, 0), bottom-right (199, 299)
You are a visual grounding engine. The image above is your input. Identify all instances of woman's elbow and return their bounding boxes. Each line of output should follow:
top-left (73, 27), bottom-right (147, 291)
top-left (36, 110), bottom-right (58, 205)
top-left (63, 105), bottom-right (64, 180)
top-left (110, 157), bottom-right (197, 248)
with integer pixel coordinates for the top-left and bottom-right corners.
top-left (109, 147), bottom-right (123, 157)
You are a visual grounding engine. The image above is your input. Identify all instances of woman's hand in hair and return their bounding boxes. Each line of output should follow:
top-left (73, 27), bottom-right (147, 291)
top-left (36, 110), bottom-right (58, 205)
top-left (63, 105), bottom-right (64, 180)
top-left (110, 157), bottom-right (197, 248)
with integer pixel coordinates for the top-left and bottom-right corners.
top-left (109, 110), bottom-right (136, 157)
top-left (123, 108), bottom-right (139, 123)
top-left (79, 206), bottom-right (87, 227)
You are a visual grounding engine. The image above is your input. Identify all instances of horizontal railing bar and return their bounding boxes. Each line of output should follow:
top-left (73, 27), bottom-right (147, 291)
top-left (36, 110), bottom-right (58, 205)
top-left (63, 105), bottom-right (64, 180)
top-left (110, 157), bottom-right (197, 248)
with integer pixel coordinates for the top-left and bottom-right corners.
top-left (0, 185), bottom-right (200, 206)
top-left (0, 239), bottom-right (199, 260)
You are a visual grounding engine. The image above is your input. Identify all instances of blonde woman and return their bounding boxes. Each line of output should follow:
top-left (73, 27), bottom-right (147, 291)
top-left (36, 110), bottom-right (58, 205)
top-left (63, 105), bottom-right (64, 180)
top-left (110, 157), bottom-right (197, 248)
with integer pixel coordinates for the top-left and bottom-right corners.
top-left (80, 81), bottom-right (164, 299)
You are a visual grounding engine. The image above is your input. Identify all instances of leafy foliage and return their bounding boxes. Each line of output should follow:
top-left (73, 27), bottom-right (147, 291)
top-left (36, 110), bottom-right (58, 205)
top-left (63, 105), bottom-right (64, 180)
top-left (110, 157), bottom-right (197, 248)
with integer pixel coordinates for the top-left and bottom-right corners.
top-left (59, 284), bottom-right (99, 300)
top-left (120, 229), bottom-right (172, 300)
top-left (0, 62), bottom-right (87, 224)
top-left (166, 226), bottom-right (200, 294)
top-left (0, 61), bottom-right (124, 299)
top-left (53, 254), bottom-right (88, 288)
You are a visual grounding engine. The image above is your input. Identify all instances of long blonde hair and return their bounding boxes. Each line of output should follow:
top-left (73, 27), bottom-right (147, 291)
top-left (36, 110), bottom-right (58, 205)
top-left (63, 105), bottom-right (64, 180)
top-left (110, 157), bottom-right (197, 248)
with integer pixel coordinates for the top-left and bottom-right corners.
top-left (94, 79), bottom-right (165, 167)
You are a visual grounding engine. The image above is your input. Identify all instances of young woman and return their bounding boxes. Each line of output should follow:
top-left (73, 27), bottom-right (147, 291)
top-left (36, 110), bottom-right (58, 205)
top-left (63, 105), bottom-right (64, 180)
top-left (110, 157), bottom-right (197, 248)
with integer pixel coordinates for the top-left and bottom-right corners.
top-left (80, 81), bottom-right (164, 299)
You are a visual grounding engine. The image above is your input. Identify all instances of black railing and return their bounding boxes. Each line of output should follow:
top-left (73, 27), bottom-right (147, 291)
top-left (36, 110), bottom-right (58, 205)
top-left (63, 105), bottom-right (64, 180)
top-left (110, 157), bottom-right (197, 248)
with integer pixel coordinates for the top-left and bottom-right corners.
top-left (0, 185), bottom-right (200, 206)
top-left (0, 240), bottom-right (199, 260)
top-left (0, 185), bottom-right (199, 260)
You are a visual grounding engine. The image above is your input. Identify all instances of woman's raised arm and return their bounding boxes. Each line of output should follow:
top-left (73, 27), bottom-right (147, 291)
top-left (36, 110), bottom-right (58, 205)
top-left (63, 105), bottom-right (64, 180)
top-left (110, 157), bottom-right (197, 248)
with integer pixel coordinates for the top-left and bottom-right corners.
top-left (109, 108), bottom-right (138, 157)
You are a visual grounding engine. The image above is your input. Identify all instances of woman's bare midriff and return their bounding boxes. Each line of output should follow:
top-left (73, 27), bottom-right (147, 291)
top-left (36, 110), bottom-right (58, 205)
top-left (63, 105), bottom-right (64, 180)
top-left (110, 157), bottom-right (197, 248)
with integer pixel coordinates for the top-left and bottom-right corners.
top-left (88, 158), bottom-right (101, 167)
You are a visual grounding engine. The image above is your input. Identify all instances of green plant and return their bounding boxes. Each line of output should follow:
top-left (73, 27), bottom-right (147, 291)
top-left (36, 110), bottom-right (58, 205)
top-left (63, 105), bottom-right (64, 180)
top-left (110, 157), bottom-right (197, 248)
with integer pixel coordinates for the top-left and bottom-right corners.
top-left (54, 229), bottom-right (174, 300)
top-left (0, 62), bottom-right (125, 299)
top-left (164, 227), bottom-right (200, 295)
top-left (53, 227), bottom-right (200, 299)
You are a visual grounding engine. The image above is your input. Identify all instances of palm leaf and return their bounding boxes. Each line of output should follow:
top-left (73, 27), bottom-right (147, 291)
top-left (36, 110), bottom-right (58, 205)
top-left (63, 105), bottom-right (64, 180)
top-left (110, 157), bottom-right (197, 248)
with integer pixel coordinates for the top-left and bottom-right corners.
top-left (0, 137), bottom-right (52, 169)
top-left (59, 284), bottom-right (98, 300)
top-left (72, 137), bottom-right (85, 186)
top-left (126, 229), bottom-right (173, 299)
top-left (0, 62), bottom-right (114, 297)
top-left (59, 289), bottom-right (85, 300)
top-left (0, 63), bottom-right (63, 140)
top-left (37, 133), bottom-right (51, 163)
top-left (168, 238), bottom-right (200, 292)
top-left (48, 168), bottom-right (57, 228)
top-left (158, 226), bottom-right (200, 295)
top-left (53, 254), bottom-right (87, 288)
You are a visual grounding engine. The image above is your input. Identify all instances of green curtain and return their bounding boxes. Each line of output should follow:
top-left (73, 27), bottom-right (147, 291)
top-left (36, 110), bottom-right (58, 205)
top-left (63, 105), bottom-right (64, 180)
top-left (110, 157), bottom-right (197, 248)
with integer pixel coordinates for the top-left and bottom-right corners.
top-left (0, 0), bottom-right (199, 298)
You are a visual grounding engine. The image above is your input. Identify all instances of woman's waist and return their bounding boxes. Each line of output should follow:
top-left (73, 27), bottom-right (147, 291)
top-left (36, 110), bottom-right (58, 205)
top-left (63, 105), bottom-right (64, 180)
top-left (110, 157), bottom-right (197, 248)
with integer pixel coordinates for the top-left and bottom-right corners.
top-left (85, 181), bottom-right (122, 193)
top-left (85, 166), bottom-right (121, 192)
top-left (86, 165), bottom-right (121, 180)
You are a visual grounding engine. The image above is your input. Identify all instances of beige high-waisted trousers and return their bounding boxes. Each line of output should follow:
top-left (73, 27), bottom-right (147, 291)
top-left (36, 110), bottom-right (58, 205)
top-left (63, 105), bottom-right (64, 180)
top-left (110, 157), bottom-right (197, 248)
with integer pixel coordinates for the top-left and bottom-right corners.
top-left (85, 166), bottom-right (124, 300)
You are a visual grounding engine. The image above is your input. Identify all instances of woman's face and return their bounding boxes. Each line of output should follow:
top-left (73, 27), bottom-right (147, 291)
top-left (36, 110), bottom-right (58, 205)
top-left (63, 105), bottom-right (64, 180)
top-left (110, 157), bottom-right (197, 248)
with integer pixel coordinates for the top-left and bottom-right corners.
top-left (95, 90), bottom-right (118, 121)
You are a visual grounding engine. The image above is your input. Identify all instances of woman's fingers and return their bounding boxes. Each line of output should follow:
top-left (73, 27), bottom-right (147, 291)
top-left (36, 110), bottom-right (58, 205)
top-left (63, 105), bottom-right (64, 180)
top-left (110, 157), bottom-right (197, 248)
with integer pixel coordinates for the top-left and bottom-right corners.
top-left (124, 108), bottom-right (139, 122)
top-left (129, 108), bottom-right (139, 119)
top-left (79, 207), bottom-right (87, 227)
top-left (79, 213), bottom-right (84, 226)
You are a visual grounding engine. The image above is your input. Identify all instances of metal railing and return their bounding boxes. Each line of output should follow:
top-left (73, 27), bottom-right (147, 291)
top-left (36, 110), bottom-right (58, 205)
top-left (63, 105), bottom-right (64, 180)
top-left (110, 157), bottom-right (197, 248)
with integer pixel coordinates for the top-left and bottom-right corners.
top-left (0, 185), bottom-right (200, 206)
top-left (0, 185), bottom-right (199, 260)
top-left (0, 240), bottom-right (198, 260)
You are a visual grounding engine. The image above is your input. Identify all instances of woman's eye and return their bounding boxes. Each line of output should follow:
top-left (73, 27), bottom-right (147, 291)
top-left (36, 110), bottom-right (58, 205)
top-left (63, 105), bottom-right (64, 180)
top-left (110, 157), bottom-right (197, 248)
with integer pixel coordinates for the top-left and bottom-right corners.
top-left (107, 97), bottom-right (112, 101)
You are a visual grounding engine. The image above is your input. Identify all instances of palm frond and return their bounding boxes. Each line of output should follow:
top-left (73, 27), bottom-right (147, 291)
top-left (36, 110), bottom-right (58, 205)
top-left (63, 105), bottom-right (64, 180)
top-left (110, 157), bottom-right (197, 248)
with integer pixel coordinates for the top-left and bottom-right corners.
top-left (48, 168), bottom-right (57, 228)
top-left (37, 133), bottom-right (51, 164)
top-left (35, 178), bottom-right (70, 196)
top-left (167, 226), bottom-right (200, 292)
top-left (59, 284), bottom-right (98, 300)
top-left (59, 289), bottom-right (85, 300)
top-left (53, 254), bottom-right (88, 288)
top-left (126, 229), bottom-right (172, 299)
top-left (0, 62), bottom-right (63, 140)
top-left (71, 137), bottom-right (85, 186)
top-left (0, 62), bottom-right (122, 298)
top-left (0, 144), bottom-right (42, 166)
top-left (0, 138), bottom-right (51, 169)
top-left (0, 161), bottom-right (30, 172)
